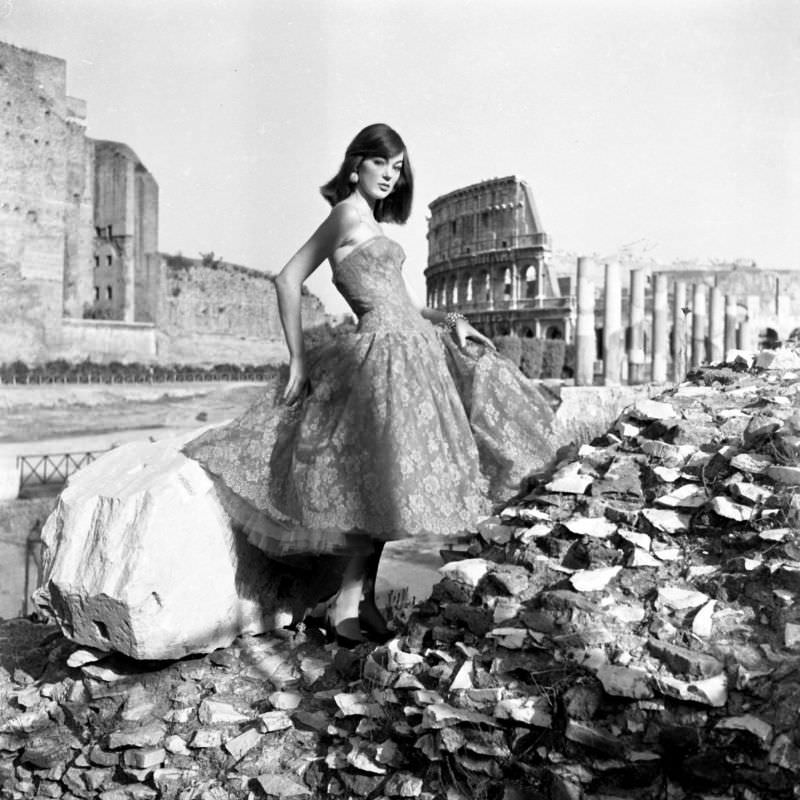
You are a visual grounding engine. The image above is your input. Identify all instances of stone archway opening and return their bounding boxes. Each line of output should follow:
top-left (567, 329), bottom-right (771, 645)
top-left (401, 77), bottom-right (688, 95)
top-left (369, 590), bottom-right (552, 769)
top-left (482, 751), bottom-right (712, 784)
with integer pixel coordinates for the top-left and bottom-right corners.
top-left (545, 325), bottom-right (562, 340)
top-left (525, 265), bottom-right (537, 299)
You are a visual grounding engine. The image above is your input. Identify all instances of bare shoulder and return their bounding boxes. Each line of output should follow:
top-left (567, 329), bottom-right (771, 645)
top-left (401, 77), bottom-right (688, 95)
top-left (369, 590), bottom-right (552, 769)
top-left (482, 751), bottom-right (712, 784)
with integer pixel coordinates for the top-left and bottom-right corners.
top-left (328, 202), bottom-right (362, 233)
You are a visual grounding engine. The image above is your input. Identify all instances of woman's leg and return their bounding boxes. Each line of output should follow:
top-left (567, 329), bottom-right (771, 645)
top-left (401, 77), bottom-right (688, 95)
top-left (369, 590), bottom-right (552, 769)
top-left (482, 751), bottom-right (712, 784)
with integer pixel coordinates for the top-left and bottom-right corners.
top-left (327, 552), bottom-right (367, 644)
top-left (359, 542), bottom-right (392, 639)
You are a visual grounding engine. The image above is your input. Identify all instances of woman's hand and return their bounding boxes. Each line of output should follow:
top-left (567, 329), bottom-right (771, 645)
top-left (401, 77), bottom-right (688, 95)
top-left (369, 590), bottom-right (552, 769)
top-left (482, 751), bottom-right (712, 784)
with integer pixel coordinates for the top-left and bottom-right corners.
top-left (453, 317), bottom-right (496, 351)
top-left (283, 357), bottom-right (310, 405)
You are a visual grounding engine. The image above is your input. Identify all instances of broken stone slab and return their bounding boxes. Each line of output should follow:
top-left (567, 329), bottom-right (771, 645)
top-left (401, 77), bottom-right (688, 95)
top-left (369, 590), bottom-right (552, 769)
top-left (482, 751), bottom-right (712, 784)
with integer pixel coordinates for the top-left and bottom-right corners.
top-left (691, 601), bottom-right (716, 638)
top-left (545, 462), bottom-right (593, 494)
top-left (657, 586), bottom-right (710, 611)
top-left (617, 529), bottom-right (652, 550)
top-left (641, 508), bottom-right (691, 534)
top-left (651, 544), bottom-right (681, 562)
top-left (714, 715), bottom-right (773, 747)
top-left (564, 720), bottom-right (625, 756)
top-left (66, 647), bottom-right (106, 669)
top-left (258, 711), bottom-right (293, 733)
top-left (769, 733), bottom-right (800, 769)
top-left (122, 747), bottom-right (166, 770)
top-left (654, 672), bottom-right (727, 707)
top-left (655, 484), bottom-right (707, 509)
top-left (562, 517), bottom-right (617, 538)
top-left (569, 566), bottom-right (622, 592)
top-left (421, 703), bottom-right (499, 729)
top-left (486, 628), bottom-right (528, 649)
top-left (755, 347), bottom-right (800, 370)
top-left (189, 729), bottom-right (223, 749)
top-left (268, 691), bottom-right (303, 710)
top-left (384, 771), bottom-right (424, 798)
top-left (639, 441), bottom-right (696, 465)
top-left (628, 548), bottom-right (661, 568)
top-left (493, 696), bottom-right (552, 728)
top-left (198, 699), bottom-right (249, 725)
top-left (766, 465), bottom-right (800, 486)
top-left (107, 721), bottom-right (166, 750)
top-left (629, 399), bottom-right (678, 421)
top-left (729, 482), bottom-right (772, 505)
top-left (223, 727), bottom-right (262, 760)
top-left (710, 496), bottom-right (753, 521)
top-left (438, 558), bottom-right (492, 589)
top-left (729, 452), bottom-right (773, 474)
top-left (652, 466), bottom-right (681, 483)
top-left (647, 639), bottom-right (723, 678)
top-left (35, 434), bottom-right (304, 660)
top-left (785, 623), bottom-right (800, 648)
top-left (595, 665), bottom-right (653, 699)
top-left (255, 773), bottom-right (311, 798)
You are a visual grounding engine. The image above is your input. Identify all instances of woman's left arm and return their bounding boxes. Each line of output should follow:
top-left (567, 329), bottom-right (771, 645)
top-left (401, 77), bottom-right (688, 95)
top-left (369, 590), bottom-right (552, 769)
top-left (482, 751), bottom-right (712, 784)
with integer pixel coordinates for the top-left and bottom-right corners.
top-left (407, 282), bottom-right (495, 350)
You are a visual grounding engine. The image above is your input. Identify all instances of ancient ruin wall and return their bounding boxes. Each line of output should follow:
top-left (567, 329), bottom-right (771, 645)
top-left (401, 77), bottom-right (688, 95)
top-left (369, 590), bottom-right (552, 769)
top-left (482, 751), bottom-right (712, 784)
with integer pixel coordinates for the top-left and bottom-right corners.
top-left (0, 42), bottom-right (92, 361)
top-left (154, 258), bottom-right (328, 365)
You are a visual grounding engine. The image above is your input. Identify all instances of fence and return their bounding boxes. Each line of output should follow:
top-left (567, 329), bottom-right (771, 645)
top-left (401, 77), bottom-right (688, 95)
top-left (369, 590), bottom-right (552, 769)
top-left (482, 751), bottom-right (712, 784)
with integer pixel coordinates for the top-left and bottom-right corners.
top-left (17, 451), bottom-right (107, 497)
top-left (0, 370), bottom-right (273, 386)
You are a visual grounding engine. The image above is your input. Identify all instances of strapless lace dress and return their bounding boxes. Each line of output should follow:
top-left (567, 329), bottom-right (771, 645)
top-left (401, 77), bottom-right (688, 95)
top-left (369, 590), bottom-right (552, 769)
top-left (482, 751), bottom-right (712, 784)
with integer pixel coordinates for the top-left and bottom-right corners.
top-left (182, 235), bottom-right (558, 557)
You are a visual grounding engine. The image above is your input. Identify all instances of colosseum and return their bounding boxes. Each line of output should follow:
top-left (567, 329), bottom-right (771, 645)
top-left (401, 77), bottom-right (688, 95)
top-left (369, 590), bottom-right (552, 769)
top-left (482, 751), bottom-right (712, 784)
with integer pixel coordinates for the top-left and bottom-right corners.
top-left (0, 41), bottom-right (326, 366)
top-left (426, 176), bottom-right (800, 350)
top-left (425, 176), bottom-right (572, 340)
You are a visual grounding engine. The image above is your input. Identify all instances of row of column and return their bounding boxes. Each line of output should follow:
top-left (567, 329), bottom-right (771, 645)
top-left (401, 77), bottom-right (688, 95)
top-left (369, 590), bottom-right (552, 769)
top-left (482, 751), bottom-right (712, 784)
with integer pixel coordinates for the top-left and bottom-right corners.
top-left (574, 259), bottom-right (757, 386)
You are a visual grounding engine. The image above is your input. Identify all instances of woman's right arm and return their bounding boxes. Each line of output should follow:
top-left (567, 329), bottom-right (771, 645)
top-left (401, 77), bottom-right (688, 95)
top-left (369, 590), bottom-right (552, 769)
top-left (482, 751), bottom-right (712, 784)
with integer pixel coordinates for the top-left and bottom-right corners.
top-left (275, 204), bottom-right (360, 404)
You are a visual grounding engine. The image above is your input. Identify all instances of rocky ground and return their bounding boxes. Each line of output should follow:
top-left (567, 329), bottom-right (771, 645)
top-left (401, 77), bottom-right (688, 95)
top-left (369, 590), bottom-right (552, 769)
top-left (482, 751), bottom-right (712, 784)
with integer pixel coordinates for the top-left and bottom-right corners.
top-left (1, 350), bottom-right (800, 800)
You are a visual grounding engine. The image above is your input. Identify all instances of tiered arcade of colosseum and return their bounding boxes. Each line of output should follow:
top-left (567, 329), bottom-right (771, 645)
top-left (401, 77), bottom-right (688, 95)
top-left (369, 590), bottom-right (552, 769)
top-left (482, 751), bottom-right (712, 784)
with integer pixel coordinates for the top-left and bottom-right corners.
top-left (425, 176), bottom-right (572, 340)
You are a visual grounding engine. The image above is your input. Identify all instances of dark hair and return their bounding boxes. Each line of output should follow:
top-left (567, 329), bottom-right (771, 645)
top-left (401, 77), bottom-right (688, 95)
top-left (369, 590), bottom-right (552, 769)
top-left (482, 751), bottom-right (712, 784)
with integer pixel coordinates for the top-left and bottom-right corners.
top-left (320, 123), bottom-right (413, 223)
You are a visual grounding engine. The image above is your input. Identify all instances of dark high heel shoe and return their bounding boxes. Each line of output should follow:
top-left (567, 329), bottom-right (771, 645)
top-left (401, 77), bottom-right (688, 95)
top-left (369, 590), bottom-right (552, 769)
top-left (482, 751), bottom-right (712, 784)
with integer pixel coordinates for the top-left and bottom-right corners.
top-left (323, 612), bottom-right (366, 649)
top-left (359, 601), bottom-right (394, 643)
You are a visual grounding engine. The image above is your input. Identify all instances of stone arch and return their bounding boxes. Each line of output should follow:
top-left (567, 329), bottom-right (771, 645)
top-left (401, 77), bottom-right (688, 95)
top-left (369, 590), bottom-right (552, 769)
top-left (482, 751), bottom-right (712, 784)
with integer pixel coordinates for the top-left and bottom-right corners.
top-left (522, 326), bottom-right (535, 338)
top-left (449, 274), bottom-right (458, 306)
top-left (545, 325), bottom-right (563, 340)
top-left (525, 265), bottom-right (537, 298)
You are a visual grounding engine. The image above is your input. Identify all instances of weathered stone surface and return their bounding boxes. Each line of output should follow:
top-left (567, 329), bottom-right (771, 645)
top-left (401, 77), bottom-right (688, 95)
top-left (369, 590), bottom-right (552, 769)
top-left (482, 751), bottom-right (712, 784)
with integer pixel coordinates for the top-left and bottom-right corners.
top-left (596, 665), bottom-right (653, 699)
top-left (570, 566), bottom-right (621, 592)
top-left (35, 434), bottom-right (298, 660)
top-left (641, 508), bottom-right (691, 533)
top-left (107, 721), bottom-right (166, 749)
top-left (647, 638), bottom-right (723, 678)
top-left (766, 464), bottom-right (800, 485)
top-left (255, 773), bottom-right (311, 798)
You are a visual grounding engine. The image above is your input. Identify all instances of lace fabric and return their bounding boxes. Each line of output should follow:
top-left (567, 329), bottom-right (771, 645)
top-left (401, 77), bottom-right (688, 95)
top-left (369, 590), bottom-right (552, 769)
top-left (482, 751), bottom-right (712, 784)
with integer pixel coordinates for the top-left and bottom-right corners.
top-left (182, 236), bottom-right (557, 557)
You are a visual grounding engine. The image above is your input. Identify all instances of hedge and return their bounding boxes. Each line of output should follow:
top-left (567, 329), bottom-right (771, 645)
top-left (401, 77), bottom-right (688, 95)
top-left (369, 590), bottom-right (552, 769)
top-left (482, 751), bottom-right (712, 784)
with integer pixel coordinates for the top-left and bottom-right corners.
top-left (541, 339), bottom-right (567, 379)
top-left (520, 338), bottom-right (544, 379)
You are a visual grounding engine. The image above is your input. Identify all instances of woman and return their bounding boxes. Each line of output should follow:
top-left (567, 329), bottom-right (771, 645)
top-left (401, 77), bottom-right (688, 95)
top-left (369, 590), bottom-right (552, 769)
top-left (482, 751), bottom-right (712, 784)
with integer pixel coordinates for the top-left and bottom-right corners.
top-left (183, 123), bottom-right (557, 646)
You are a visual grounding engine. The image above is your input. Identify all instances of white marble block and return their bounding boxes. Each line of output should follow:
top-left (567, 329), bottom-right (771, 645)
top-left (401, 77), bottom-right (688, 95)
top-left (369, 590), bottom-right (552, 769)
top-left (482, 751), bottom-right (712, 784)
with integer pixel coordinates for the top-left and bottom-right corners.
top-left (35, 433), bottom-right (298, 660)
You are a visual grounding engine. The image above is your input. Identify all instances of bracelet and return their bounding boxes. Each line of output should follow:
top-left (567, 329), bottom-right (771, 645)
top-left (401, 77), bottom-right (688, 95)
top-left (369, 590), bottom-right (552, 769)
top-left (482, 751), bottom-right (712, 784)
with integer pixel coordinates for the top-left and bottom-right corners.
top-left (443, 312), bottom-right (466, 331)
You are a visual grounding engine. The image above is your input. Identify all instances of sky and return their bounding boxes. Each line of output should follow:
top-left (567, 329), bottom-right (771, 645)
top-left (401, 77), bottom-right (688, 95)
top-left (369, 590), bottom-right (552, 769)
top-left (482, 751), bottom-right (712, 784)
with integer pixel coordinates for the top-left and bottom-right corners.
top-left (1, 0), bottom-right (798, 316)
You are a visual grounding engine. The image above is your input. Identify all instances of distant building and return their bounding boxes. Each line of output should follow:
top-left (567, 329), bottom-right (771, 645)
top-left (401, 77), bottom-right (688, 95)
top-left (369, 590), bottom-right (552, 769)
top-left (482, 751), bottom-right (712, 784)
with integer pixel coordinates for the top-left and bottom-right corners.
top-left (425, 176), bottom-right (572, 340)
top-left (0, 41), bottom-right (325, 366)
top-left (425, 173), bottom-right (800, 354)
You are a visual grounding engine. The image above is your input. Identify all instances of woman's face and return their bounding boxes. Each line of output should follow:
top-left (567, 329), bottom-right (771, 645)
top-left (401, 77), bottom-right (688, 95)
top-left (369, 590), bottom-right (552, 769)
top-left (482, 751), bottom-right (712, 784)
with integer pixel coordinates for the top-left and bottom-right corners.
top-left (356, 151), bottom-right (404, 202)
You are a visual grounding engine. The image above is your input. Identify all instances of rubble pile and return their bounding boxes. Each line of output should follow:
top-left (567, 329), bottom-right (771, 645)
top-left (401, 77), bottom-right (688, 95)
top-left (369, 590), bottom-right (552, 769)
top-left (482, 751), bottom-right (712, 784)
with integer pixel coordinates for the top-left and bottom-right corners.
top-left (1, 354), bottom-right (799, 800)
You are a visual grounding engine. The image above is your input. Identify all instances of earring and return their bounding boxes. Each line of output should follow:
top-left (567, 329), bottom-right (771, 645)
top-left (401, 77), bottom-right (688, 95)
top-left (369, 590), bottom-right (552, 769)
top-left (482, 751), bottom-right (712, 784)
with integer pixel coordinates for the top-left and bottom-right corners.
top-left (349, 171), bottom-right (359, 184)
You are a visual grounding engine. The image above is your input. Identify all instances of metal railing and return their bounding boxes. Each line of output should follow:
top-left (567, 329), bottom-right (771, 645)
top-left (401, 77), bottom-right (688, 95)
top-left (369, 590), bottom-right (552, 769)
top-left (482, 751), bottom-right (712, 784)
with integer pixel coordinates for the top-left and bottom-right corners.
top-left (17, 451), bottom-right (107, 496)
top-left (0, 371), bottom-right (273, 385)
